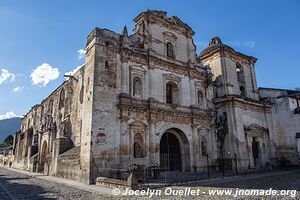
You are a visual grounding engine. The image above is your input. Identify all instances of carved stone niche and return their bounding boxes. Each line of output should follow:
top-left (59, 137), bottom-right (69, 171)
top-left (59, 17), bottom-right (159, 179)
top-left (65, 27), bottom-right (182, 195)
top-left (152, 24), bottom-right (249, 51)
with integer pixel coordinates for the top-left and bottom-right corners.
top-left (197, 127), bottom-right (209, 157)
top-left (194, 81), bottom-right (207, 108)
top-left (129, 65), bottom-right (146, 98)
top-left (129, 121), bottom-right (148, 158)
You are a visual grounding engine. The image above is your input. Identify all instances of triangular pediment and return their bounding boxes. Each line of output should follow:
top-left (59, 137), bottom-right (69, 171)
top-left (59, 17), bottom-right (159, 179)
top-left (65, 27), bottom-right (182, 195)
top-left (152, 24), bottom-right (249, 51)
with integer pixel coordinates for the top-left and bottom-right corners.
top-left (244, 124), bottom-right (268, 137)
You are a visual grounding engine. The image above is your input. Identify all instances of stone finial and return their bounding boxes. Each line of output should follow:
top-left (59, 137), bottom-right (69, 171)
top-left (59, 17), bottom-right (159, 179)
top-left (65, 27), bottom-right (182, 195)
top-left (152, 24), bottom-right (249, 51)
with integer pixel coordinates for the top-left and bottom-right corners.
top-left (122, 25), bottom-right (128, 37)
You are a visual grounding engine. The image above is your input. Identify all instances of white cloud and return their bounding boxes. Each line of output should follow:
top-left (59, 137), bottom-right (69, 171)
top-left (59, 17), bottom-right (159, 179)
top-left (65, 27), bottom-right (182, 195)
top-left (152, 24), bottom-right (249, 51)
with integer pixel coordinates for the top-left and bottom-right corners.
top-left (31, 63), bottom-right (60, 87)
top-left (0, 68), bottom-right (15, 84)
top-left (64, 65), bottom-right (83, 77)
top-left (77, 49), bottom-right (86, 60)
top-left (0, 112), bottom-right (23, 120)
top-left (12, 86), bottom-right (24, 92)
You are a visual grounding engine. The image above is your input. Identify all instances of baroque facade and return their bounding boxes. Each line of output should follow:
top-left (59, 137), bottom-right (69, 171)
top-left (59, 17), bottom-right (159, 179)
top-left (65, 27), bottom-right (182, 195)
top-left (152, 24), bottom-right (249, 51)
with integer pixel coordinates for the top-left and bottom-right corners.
top-left (12, 10), bottom-right (300, 184)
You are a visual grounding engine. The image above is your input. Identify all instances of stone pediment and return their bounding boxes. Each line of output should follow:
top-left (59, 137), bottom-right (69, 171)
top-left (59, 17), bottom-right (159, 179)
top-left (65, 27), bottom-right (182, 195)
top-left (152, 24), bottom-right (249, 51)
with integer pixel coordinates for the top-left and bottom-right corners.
top-left (244, 124), bottom-right (268, 137)
top-left (163, 31), bottom-right (177, 41)
top-left (163, 73), bottom-right (181, 82)
top-left (129, 65), bottom-right (147, 73)
top-left (128, 120), bottom-right (148, 128)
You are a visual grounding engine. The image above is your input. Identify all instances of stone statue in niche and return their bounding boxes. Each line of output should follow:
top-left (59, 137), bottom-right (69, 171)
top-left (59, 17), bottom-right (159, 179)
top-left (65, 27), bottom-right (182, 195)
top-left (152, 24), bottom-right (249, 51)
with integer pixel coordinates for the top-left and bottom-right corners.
top-left (133, 77), bottom-right (142, 96)
top-left (134, 142), bottom-right (143, 158)
top-left (133, 132), bottom-right (144, 158)
top-left (166, 42), bottom-right (174, 58)
top-left (201, 137), bottom-right (207, 156)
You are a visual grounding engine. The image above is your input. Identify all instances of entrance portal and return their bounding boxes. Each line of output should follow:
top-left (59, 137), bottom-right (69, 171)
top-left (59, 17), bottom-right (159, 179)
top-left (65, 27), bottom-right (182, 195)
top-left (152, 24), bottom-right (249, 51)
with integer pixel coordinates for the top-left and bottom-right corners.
top-left (40, 141), bottom-right (48, 173)
top-left (160, 132), bottom-right (182, 171)
top-left (252, 138), bottom-right (260, 166)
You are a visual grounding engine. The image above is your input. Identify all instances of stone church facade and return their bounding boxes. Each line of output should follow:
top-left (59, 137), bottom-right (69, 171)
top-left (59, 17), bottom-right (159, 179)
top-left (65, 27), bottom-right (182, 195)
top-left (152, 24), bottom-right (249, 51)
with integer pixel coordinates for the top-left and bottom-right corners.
top-left (12, 10), bottom-right (300, 184)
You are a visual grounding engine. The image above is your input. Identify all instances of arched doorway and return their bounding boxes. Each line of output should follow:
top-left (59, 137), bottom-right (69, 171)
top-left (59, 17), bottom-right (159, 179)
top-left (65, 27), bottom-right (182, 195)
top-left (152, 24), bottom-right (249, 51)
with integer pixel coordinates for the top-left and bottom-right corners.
top-left (159, 128), bottom-right (190, 172)
top-left (252, 137), bottom-right (260, 167)
top-left (244, 124), bottom-right (269, 169)
top-left (40, 141), bottom-right (48, 173)
top-left (160, 132), bottom-right (181, 171)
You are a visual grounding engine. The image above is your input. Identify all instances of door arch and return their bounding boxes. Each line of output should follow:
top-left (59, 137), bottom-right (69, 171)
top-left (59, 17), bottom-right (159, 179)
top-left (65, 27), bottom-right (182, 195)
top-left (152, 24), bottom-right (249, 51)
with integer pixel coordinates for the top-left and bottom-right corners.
top-left (159, 128), bottom-right (190, 172)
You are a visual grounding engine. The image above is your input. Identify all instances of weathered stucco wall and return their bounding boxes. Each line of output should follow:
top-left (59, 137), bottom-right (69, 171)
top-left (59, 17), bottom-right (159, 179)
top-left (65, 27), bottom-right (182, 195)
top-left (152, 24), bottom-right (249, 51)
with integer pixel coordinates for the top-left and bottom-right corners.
top-left (12, 10), bottom-right (300, 185)
top-left (260, 88), bottom-right (300, 164)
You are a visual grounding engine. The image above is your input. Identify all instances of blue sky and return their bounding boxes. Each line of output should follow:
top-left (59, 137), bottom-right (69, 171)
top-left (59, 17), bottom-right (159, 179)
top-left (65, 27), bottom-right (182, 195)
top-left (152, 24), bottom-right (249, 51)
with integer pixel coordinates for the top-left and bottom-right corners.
top-left (0, 0), bottom-right (299, 118)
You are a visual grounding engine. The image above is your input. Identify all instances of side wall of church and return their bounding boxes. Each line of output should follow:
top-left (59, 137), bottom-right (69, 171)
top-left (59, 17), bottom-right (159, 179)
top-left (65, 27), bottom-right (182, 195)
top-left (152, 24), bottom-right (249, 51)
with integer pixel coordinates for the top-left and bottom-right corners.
top-left (215, 100), bottom-right (275, 170)
top-left (13, 59), bottom-right (95, 183)
top-left (260, 89), bottom-right (300, 165)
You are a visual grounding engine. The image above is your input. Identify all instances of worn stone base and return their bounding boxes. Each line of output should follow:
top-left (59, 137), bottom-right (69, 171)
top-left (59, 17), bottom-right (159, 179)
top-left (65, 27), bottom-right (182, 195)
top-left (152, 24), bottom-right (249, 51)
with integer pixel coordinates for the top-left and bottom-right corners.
top-left (96, 177), bottom-right (131, 189)
top-left (96, 173), bottom-right (135, 189)
top-left (56, 146), bottom-right (81, 181)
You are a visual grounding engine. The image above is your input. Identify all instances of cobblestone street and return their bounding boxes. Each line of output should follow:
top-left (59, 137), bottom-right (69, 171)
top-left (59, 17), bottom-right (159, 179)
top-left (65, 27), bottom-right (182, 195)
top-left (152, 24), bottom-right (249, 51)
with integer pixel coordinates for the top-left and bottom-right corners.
top-left (0, 167), bottom-right (299, 200)
top-left (0, 167), bottom-right (105, 200)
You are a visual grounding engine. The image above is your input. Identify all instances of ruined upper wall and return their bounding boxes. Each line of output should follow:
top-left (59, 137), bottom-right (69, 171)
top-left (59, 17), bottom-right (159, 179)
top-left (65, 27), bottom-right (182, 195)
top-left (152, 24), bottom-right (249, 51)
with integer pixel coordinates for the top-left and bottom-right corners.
top-left (20, 65), bottom-right (91, 146)
top-left (134, 10), bottom-right (194, 37)
top-left (84, 11), bottom-right (215, 114)
top-left (87, 10), bottom-right (199, 67)
top-left (259, 87), bottom-right (300, 99)
top-left (133, 10), bottom-right (197, 64)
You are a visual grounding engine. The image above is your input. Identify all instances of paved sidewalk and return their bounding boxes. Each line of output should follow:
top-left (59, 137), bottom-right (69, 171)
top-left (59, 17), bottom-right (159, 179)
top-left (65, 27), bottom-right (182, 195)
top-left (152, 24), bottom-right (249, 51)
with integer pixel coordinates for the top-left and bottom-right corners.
top-left (143, 168), bottom-right (300, 188)
top-left (3, 166), bottom-right (300, 189)
top-left (179, 168), bottom-right (300, 187)
top-left (0, 166), bottom-right (116, 195)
